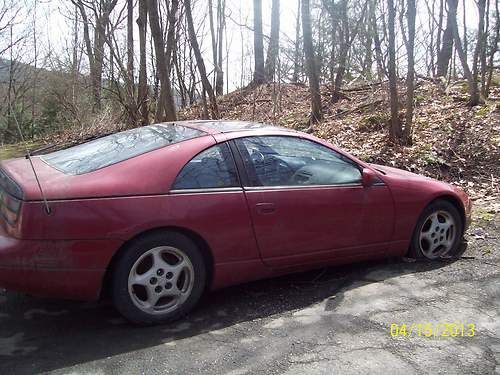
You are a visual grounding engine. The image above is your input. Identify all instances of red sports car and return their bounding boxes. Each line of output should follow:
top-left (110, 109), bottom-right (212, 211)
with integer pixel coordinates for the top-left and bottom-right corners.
top-left (0, 121), bottom-right (471, 324)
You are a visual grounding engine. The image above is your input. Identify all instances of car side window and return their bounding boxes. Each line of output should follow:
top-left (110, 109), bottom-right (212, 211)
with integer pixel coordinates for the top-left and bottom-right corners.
top-left (236, 136), bottom-right (362, 187)
top-left (172, 143), bottom-right (239, 190)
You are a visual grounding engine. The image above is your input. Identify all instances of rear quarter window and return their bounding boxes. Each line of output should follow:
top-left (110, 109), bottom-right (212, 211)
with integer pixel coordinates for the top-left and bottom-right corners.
top-left (41, 124), bottom-right (206, 175)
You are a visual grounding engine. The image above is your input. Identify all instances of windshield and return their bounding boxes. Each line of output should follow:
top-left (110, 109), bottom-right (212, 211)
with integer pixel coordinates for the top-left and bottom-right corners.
top-left (41, 124), bottom-right (206, 175)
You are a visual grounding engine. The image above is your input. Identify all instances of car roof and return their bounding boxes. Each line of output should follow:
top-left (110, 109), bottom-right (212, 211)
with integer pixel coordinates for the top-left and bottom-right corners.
top-left (170, 120), bottom-right (295, 135)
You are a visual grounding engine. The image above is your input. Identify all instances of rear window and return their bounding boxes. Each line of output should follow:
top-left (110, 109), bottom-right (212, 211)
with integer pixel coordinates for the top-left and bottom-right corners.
top-left (41, 124), bottom-right (206, 175)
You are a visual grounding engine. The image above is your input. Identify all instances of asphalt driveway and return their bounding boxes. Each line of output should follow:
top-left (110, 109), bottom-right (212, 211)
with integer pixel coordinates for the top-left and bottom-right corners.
top-left (0, 248), bottom-right (498, 374)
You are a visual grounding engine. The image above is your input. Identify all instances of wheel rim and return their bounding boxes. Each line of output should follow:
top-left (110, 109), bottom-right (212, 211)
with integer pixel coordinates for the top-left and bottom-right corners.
top-left (419, 210), bottom-right (456, 259)
top-left (128, 246), bottom-right (195, 315)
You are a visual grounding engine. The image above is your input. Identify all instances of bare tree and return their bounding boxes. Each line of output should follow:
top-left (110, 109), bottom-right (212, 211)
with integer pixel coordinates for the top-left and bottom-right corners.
top-left (447, 0), bottom-right (480, 105)
top-left (301, 0), bottom-right (322, 124)
top-left (371, 0), bottom-right (385, 80)
top-left (137, 0), bottom-right (149, 125)
top-left (265, 0), bottom-right (280, 81)
top-left (252, 0), bottom-right (265, 85)
top-left (404, 0), bottom-right (416, 145)
top-left (472, 0), bottom-right (486, 98)
top-left (208, 0), bottom-right (225, 95)
top-left (387, 0), bottom-right (401, 140)
top-left (126, 0), bottom-right (137, 125)
top-left (485, 0), bottom-right (499, 96)
top-left (292, 0), bottom-right (302, 83)
top-left (436, 0), bottom-right (457, 77)
top-left (325, 0), bottom-right (368, 102)
top-left (147, 0), bottom-right (177, 121)
top-left (71, 0), bottom-right (118, 111)
top-left (216, 0), bottom-right (226, 95)
top-left (435, 0), bottom-right (444, 72)
top-left (185, 0), bottom-right (219, 118)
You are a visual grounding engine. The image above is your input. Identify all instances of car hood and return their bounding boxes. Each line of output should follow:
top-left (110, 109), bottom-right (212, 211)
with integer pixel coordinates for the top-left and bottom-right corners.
top-left (369, 163), bottom-right (434, 182)
top-left (369, 163), bottom-right (469, 201)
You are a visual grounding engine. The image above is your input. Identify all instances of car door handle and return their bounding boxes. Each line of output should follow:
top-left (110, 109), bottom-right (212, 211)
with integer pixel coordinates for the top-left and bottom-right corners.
top-left (255, 203), bottom-right (276, 215)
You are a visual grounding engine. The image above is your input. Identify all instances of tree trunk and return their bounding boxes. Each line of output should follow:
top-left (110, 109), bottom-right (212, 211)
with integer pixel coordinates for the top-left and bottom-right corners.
top-left (449, 0), bottom-right (480, 105)
top-left (404, 0), bottom-right (416, 145)
top-left (208, 0), bottom-right (217, 89)
top-left (436, 0), bottom-right (457, 77)
top-left (301, 0), bottom-right (322, 124)
top-left (331, 0), bottom-right (368, 99)
top-left (472, 0), bottom-right (486, 98)
top-left (165, 0), bottom-right (179, 76)
top-left (126, 0), bottom-right (137, 126)
top-left (137, 0), bottom-right (149, 125)
top-left (185, 0), bottom-right (219, 119)
top-left (147, 0), bottom-right (177, 121)
top-left (208, 0), bottom-right (224, 95)
top-left (252, 0), bottom-right (266, 85)
top-left (472, 0), bottom-right (486, 91)
top-left (371, 0), bottom-right (385, 80)
top-left (292, 0), bottom-right (301, 83)
top-left (387, 0), bottom-right (401, 140)
top-left (71, 1), bottom-right (97, 111)
top-left (436, 0), bottom-right (444, 74)
top-left (332, 0), bottom-right (349, 102)
top-left (463, 0), bottom-right (467, 60)
top-left (265, 0), bottom-right (280, 81)
top-left (485, 0), bottom-right (499, 96)
top-left (216, 0), bottom-right (226, 95)
top-left (72, 5), bottom-right (79, 107)
top-left (363, 3), bottom-right (373, 80)
top-left (480, 0), bottom-right (490, 97)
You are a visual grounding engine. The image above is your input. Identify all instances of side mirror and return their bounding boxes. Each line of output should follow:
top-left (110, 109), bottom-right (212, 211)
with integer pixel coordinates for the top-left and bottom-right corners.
top-left (362, 168), bottom-right (377, 187)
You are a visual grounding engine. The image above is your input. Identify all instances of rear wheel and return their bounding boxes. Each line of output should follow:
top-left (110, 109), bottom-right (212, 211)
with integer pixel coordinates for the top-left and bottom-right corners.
top-left (111, 232), bottom-right (206, 324)
top-left (409, 200), bottom-right (463, 260)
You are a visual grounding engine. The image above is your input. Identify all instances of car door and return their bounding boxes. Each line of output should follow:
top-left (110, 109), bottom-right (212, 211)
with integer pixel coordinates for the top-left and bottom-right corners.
top-left (169, 142), bottom-right (261, 268)
top-left (232, 135), bottom-right (395, 268)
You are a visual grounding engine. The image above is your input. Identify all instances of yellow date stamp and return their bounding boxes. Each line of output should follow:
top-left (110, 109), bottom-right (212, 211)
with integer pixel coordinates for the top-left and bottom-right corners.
top-left (390, 323), bottom-right (476, 338)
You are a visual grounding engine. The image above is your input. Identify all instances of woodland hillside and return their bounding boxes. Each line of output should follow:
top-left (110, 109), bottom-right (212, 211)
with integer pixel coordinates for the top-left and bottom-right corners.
top-left (181, 79), bottom-right (500, 199)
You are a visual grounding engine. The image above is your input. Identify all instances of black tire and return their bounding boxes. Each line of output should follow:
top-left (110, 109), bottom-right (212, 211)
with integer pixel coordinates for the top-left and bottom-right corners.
top-left (111, 231), bottom-right (206, 325)
top-left (408, 200), bottom-right (464, 260)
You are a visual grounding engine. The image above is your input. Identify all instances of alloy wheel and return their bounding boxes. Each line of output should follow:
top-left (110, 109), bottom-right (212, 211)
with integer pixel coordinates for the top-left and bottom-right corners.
top-left (418, 210), bottom-right (456, 259)
top-left (127, 246), bottom-right (195, 315)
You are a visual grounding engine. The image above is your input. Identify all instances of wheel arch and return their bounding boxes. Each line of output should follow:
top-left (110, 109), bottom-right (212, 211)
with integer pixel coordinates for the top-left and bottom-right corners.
top-left (428, 194), bottom-right (466, 228)
top-left (100, 226), bottom-right (215, 300)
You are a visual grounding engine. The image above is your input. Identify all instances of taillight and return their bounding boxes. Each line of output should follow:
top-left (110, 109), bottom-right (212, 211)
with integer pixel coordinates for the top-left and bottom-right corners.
top-left (0, 190), bottom-right (22, 225)
top-left (0, 168), bottom-right (23, 228)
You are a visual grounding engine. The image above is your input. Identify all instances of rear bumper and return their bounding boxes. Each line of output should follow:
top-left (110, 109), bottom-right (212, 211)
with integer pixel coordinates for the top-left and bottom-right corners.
top-left (0, 232), bottom-right (122, 301)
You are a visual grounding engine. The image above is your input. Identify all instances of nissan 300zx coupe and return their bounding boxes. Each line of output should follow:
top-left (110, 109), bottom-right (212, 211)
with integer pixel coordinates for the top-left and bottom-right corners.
top-left (0, 121), bottom-right (471, 324)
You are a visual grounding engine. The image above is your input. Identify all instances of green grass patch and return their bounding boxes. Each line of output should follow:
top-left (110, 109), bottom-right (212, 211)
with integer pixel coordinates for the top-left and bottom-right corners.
top-left (473, 209), bottom-right (496, 222)
top-left (0, 141), bottom-right (44, 161)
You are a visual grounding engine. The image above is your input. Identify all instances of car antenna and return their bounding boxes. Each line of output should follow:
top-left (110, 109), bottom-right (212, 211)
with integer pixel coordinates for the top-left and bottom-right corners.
top-left (8, 28), bottom-right (51, 215)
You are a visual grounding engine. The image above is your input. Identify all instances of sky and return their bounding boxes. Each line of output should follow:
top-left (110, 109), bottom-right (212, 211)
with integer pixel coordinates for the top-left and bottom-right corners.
top-left (3, 0), bottom-right (483, 92)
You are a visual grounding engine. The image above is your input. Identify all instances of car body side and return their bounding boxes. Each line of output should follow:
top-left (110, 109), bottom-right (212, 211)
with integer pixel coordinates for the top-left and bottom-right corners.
top-left (0, 129), bottom-right (471, 300)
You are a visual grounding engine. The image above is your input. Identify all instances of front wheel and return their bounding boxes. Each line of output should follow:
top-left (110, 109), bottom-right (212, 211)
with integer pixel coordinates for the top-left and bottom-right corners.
top-left (409, 200), bottom-right (463, 260)
top-left (111, 232), bottom-right (206, 325)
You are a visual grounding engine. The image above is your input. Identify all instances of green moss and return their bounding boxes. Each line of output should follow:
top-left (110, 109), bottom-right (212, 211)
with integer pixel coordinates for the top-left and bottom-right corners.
top-left (476, 105), bottom-right (491, 117)
top-left (459, 82), bottom-right (469, 94)
top-left (414, 95), bottom-right (426, 105)
top-left (358, 113), bottom-right (389, 132)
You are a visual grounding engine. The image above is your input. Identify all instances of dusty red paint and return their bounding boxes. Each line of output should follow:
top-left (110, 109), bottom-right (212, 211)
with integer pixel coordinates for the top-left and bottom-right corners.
top-left (0, 122), bottom-right (472, 301)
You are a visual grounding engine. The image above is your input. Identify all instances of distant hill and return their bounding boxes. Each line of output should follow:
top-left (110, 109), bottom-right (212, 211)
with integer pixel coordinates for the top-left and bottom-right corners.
top-left (0, 57), bottom-right (42, 84)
